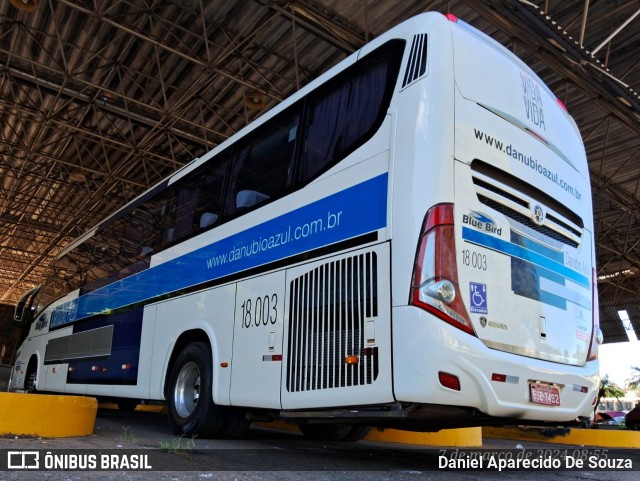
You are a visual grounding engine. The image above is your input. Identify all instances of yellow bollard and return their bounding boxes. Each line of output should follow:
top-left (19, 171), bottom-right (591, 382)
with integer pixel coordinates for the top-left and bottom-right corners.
top-left (0, 392), bottom-right (97, 437)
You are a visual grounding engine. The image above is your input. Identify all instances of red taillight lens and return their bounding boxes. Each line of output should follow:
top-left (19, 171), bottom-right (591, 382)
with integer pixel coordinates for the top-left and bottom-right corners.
top-left (439, 371), bottom-right (461, 391)
top-left (587, 268), bottom-right (601, 361)
top-left (491, 373), bottom-right (507, 383)
top-left (410, 204), bottom-right (475, 336)
top-left (556, 97), bottom-right (568, 112)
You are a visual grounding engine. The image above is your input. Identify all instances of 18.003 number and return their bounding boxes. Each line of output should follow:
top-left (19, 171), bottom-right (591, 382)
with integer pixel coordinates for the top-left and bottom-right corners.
top-left (240, 294), bottom-right (278, 328)
top-left (461, 249), bottom-right (487, 271)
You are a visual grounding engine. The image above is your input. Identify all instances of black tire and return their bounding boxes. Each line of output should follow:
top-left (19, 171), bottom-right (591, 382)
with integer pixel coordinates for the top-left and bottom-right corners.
top-left (25, 372), bottom-right (37, 393)
top-left (167, 342), bottom-right (226, 437)
top-left (298, 424), bottom-right (370, 442)
top-left (25, 358), bottom-right (38, 393)
top-left (219, 407), bottom-right (251, 439)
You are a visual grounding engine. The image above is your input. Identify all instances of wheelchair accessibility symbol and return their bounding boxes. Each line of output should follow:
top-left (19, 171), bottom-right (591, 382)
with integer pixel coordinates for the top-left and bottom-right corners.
top-left (469, 282), bottom-right (488, 314)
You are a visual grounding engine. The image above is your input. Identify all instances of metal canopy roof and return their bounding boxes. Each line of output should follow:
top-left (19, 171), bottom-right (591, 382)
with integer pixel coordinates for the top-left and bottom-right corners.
top-left (1, 0), bottom-right (639, 342)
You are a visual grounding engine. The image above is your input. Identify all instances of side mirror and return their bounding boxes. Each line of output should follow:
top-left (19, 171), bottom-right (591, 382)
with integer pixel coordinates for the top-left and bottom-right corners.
top-left (14, 303), bottom-right (24, 322)
top-left (14, 286), bottom-right (40, 323)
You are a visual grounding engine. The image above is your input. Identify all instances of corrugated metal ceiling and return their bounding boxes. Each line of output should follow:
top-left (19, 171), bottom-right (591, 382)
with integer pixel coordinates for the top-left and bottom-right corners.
top-left (1, 0), bottom-right (639, 342)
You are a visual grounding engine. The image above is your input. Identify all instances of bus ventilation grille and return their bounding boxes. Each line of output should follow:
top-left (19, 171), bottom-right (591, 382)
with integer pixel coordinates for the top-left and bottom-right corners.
top-left (401, 34), bottom-right (428, 89)
top-left (286, 252), bottom-right (379, 392)
top-left (473, 176), bottom-right (582, 248)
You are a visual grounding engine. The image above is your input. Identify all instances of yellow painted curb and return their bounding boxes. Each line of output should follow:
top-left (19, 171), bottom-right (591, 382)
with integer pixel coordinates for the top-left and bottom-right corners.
top-left (0, 392), bottom-right (97, 437)
top-left (483, 427), bottom-right (640, 448)
top-left (365, 427), bottom-right (482, 446)
top-left (256, 421), bottom-right (481, 446)
top-left (98, 402), bottom-right (167, 413)
top-left (136, 405), bottom-right (167, 414)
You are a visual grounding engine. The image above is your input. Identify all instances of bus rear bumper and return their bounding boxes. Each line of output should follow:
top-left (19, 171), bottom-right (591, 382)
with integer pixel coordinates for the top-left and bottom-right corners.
top-left (391, 306), bottom-right (599, 423)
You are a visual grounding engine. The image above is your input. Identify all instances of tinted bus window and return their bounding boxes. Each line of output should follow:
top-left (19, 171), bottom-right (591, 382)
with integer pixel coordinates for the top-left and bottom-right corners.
top-left (298, 40), bottom-right (403, 184)
top-left (225, 107), bottom-right (301, 217)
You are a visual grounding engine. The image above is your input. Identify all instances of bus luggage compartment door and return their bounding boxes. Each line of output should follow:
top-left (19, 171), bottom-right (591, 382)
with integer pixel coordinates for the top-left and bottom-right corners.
top-left (230, 270), bottom-right (286, 409)
top-left (281, 244), bottom-right (393, 410)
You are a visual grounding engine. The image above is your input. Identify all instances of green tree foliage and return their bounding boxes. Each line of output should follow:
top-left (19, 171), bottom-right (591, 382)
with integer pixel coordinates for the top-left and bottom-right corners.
top-left (594, 375), bottom-right (626, 419)
top-left (626, 366), bottom-right (640, 392)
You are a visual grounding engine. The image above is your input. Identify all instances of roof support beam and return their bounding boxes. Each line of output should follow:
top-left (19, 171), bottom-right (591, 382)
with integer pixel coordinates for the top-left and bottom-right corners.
top-left (57, 0), bottom-right (284, 103)
top-left (591, 7), bottom-right (640, 56)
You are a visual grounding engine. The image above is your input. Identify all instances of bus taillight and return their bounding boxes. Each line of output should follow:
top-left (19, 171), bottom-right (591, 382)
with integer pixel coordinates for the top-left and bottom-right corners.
top-left (556, 97), bottom-right (568, 112)
top-left (410, 203), bottom-right (476, 336)
top-left (587, 268), bottom-right (602, 361)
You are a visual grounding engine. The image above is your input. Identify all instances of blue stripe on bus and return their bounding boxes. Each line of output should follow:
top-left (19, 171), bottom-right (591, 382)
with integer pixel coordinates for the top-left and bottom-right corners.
top-left (510, 230), bottom-right (567, 310)
top-left (51, 174), bottom-right (389, 327)
top-left (462, 227), bottom-right (589, 288)
top-left (510, 230), bottom-right (563, 263)
top-left (511, 256), bottom-right (567, 310)
top-left (67, 310), bottom-right (143, 385)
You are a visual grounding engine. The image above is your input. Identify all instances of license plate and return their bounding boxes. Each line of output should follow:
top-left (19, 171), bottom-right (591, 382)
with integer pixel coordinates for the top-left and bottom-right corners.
top-left (530, 383), bottom-right (561, 406)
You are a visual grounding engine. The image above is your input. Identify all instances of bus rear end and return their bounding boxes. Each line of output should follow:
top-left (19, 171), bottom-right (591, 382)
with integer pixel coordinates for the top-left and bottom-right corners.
top-left (393, 14), bottom-right (599, 426)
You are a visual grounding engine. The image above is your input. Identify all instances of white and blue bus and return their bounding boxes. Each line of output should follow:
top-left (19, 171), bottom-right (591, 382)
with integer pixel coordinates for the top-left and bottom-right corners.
top-left (11, 12), bottom-right (601, 439)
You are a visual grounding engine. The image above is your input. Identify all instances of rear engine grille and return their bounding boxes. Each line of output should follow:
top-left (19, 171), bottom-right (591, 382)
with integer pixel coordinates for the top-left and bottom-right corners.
top-left (471, 160), bottom-right (583, 248)
top-left (547, 213), bottom-right (581, 237)
top-left (473, 177), bottom-right (528, 208)
top-left (477, 194), bottom-right (578, 248)
top-left (286, 252), bottom-right (379, 392)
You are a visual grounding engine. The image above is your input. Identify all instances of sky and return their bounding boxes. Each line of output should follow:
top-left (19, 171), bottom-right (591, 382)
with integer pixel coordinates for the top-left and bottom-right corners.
top-left (598, 327), bottom-right (640, 390)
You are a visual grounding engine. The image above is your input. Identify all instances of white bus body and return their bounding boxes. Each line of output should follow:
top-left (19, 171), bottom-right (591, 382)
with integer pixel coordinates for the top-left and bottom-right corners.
top-left (11, 13), bottom-right (599, 438)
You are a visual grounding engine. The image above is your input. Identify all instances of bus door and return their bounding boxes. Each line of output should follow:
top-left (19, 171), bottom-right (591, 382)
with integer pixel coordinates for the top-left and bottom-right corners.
top-left (230, 270), bottom-right (286, 409)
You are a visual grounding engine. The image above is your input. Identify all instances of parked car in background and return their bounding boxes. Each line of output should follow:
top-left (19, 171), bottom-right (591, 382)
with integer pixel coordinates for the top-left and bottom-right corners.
top-left (613, 415), bottom-right (626, 424)
top-left (594, 412), bottom-right (615, 424)
top-left (603, 411), bottom-right (627, 424)
top-left (603, 410), bottom-right (626, 419)
top-left (625, 405), bottom-right (640, 430)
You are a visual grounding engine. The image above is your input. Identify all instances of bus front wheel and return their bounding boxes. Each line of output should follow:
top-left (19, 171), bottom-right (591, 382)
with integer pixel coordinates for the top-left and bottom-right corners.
top-left (25, 357), bottom-right (38, 393)
top-left (167, 342), bottom-right (226, 437)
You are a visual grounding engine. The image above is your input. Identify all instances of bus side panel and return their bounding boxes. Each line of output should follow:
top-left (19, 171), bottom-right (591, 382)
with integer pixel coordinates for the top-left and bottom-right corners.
top-left (280, 243), bottom-right (393, 409)
top-left (36, 308), bottom-right (153, 399)
top-left (230, 270), bottom-right (286, 409)
top-left (388, 24), bottom-right (456, 309)
top-left (42, 325), bottom-right (82, 395)
top-left (61, 310), bottom-right (141, 389)
top-left (72, 307), bottom-right (156, 400)
top-left (149, 284), bottom-right (236, 405)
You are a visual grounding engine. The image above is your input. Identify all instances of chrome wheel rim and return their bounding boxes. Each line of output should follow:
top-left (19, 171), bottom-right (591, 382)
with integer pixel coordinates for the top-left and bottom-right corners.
top-left (173, 361), bottom-right (201, 419)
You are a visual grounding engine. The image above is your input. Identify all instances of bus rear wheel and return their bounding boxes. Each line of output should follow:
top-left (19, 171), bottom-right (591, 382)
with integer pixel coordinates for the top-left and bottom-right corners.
top-left (298, 424), bottom-right (370, 442)
top-left (167, 342), bottom-right (226, 437)
top-left (167, 342), bottom-right (249, 438)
